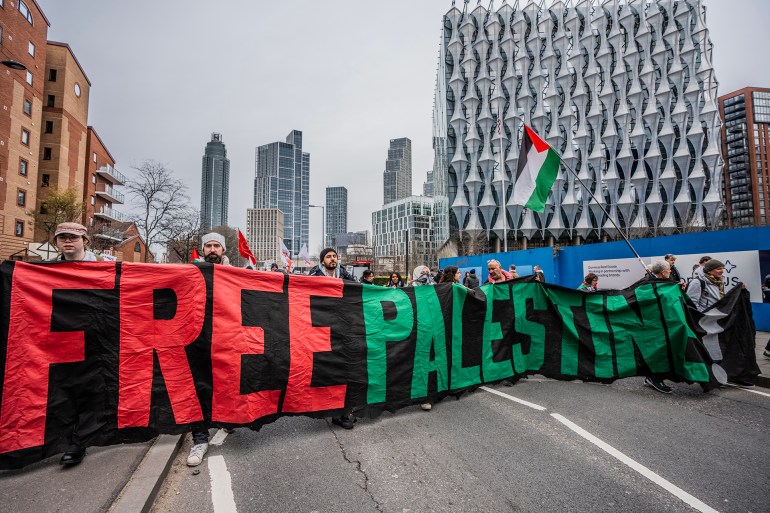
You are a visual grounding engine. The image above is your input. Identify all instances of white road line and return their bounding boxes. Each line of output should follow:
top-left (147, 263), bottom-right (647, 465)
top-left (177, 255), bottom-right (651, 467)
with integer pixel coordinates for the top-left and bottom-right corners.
top-left (480, 386), bottom-right (547, 411)
top-left (208, 455), bottom-right (238, 513)
top-left (209, 428), bottom-right (229, 446)
top-left (550, 413), bottom-right (719, 513)
top-left (723, 385), bottom-right (770, 398)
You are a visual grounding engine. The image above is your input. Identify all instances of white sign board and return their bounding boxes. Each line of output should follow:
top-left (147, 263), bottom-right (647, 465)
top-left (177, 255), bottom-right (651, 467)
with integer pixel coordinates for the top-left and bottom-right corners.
top-left (583, 251), bottom-right (763, 302)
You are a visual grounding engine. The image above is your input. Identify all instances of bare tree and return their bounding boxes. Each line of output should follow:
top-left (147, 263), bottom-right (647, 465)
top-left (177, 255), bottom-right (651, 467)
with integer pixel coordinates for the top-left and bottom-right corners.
top-left (166, 207), bottom-right (202, 263)
top-left (125, 160), bottom-right (189, 262)
top-left (30, 187), bottom-right (85, 241)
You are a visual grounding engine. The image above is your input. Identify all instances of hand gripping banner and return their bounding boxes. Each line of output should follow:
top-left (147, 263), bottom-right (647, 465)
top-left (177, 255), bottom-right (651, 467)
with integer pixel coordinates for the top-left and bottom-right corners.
top-left (0, 261), bottom-right (724, 468)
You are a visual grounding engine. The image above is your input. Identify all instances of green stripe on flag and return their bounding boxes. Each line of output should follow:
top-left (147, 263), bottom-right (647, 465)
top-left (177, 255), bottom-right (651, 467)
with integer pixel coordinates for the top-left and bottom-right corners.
top-left (524, 149), bottom-right (560, 212)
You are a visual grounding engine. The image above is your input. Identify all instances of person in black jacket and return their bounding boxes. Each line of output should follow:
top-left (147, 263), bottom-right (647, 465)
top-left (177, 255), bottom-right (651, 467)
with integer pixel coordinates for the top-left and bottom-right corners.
top-left (307, 248), bottom-right (357, 429)
top-left (465, 269), bottom-right (480, 289)
top-left (665, 254), bottom-right (683, 285)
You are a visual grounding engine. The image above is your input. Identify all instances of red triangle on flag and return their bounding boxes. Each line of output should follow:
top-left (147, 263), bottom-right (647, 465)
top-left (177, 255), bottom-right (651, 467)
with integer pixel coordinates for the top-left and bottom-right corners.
top-left (190, 247), bottom-right (200, 262)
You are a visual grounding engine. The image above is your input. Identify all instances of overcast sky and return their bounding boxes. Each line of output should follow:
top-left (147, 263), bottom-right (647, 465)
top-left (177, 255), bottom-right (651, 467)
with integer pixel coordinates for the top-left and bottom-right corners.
top-left (41, 0), bottom-right (770, 254)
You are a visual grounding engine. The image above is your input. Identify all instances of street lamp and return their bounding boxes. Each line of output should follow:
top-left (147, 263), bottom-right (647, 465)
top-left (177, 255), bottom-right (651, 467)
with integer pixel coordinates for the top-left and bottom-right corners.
top-left (308, 204), bottom-right (325, 251)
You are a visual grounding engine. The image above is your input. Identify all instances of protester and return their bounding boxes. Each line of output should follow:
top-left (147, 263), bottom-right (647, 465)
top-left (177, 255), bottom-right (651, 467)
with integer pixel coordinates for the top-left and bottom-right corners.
top-left (692, 255), bottom-right (711, 279)
top-left (50, 223), bottom-right (102, 466)
top-left (639, 260), bottom-right (676, 394)
top-left (465, 269), bottom-right (480, 289)
top-left (438, 266), bottom-right (462, 285)
top-left (508, 264), bottom-right (519, 279)
top-left (412, 265), bottom-right (435, 286)
top-left (187, 232), bottom-right (231, 466)
top-left (361, 269), bottom-right (375, 285)
top-left (270, 262), bottom-right (286, 274)
top-left (308, 248), bottom-right (358, 427)
top-left (385, 272), bottom-right (403, 288)
top-left (534, 265), bottom-right (546, 282)
top-left (462, 271), bottom-right (470, 287)
top-left (664, 254), bottom-right (683, 284)
top-left (486, 259), bottom-right (512, 284)
top-left (764, 273), bottom-right (770, 359)
top-left (577, 273), bottom-right (599, 292)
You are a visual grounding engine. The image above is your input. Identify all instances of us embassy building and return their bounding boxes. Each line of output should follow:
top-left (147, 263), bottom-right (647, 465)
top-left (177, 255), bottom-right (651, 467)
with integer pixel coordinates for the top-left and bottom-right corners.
top-left (432, 0), bottom-right (723, 252)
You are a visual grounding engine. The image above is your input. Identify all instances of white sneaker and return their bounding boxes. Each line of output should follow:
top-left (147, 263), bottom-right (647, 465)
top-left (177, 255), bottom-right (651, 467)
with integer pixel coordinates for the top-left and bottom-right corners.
top-left (420, 403), bottom-right (432, 411)
top-left (187, 442), bottom-right (209, 466)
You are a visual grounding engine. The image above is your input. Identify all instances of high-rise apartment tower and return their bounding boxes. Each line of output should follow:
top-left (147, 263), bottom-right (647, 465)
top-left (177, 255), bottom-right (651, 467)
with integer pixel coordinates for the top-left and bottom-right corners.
top-left (200, 133), bottom-right (230, 231)
top-left (325, 186), bottom-right (348, 247)
top-left (383, 138), bottom-right (412, 205)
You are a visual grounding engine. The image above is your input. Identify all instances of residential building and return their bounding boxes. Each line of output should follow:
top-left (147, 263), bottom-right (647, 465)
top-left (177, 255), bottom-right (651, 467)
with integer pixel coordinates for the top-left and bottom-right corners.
top-left (84, 127), bottom-right (127, 248)
top-left (200, 132), bottom-right (230, 231)
top-left (325, 186), bottom-right (347, 247)
top-left (246, 208), bottom-right (284, 265)
top-left (254, 130), bottom-right (309, 256)
top-left (0, 0), bottom-right (49, 260)
top-left (373, 196), bottom-right (437, 272)
top-left (435, 0), bottom-right (722, 252)
top-left (35, 41), bottom-right (91, 241)
top-left (383, 138), bottom-right (412, 205)
top-left (719, 87), bottom-right (770, 227)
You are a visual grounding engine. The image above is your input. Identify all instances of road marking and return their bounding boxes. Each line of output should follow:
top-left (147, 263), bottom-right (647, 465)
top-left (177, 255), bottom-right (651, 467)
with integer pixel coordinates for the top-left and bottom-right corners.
top-left (210, 428), bottom-right (229, 446)
top-left (550, 413), bottom-right (719, 513)
top-left (480, 386), bottom-right (547, 411)
top-left (208, 455), bottom-right (238, 513)
top-left (723, 384), bottom-right (770, 398)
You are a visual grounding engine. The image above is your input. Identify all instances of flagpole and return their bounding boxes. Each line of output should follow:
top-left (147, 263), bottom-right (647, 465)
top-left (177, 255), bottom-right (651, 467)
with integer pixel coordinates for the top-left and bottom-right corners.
top-left (555, 143), bottom-right (651, 277)
top-left (515, 119), bottom-right (651, 277)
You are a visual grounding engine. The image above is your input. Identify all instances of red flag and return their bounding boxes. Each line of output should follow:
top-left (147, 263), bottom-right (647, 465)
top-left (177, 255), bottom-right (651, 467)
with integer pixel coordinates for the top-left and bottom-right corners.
top-left (190, 247), bottom-right (200, 262)
top-left (237, 229), bottom-right (257, 267)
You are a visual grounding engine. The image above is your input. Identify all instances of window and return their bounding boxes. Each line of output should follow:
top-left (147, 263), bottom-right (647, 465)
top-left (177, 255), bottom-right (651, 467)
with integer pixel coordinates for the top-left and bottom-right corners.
top-left (46, 95), bottom-right (54, 107)
top-left (23, 98), bottom-right (31, 116)
top-left (28, 41), bottom-right (34, 56)
top-left (91, 173), bottom-right (96, 184)
top-left (19, 158), bottom-right (28, 176)
top-left (93, 152), bottom-right (97, 163)
top-left (48, 69), bottom-right (57, 82)
top-left (41, 174), bottom-right (50, 187)
top-left (18, 0), bottom-right (33, 25)
top-left (90, 196), bottom-right (95, 205)
top-left (21, 128), bottom-right (30, 146)
top-left (17, 189), bottom-right (26, 207)
top-left (74, 83), bottom-right (81, 97)
top-left (40, 202), bottom-right (48, 214)
top-left (15, 220), bottom-right (24, 237)
top-left (44, 120), bottom-right (53, 133)
top-left (25, 71), bottom-right (32, 85)
top-left (134, 242), bottom-right (141, 253)
top-left (43, 147), bottom-right (51, 160)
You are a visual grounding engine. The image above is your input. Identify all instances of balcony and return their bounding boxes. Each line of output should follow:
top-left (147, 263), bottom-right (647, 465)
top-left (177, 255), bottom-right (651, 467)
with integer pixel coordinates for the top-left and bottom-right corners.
top-left (96, 184), bottom-right (125, 204)
top-left (94, 205), bottom-right (128, 222)
top-left (96, 165), bottom-right (126, 185)
top-left (92, 225), bottom-right (124, 243)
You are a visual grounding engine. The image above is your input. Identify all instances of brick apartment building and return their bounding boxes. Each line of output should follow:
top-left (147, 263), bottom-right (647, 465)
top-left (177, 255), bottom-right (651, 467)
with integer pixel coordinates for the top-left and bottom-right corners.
top-left (0, 1), bottom-right (146, 261)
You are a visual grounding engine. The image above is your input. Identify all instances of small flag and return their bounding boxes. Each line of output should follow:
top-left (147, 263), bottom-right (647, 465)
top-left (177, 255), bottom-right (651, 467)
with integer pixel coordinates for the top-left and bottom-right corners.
top-left (278, 237), bottom-right (293, 272)
top-left (237, 229), bottom-right (257, 268)
top-left (190, 247), bottom-right (200, 262)
top-left (512, 125), bottom-right (560, 212)
top-left (298, 243), bottom-right (312, 267)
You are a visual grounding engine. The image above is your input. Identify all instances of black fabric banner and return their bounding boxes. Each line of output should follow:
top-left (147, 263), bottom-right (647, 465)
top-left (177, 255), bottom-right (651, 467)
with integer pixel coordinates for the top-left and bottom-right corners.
top-left (0, 261), bottom-right (734, 468)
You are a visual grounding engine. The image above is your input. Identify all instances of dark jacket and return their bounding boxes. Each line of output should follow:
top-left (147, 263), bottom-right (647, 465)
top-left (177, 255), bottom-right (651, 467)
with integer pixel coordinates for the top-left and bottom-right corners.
top-left (465, 274), bottom-right (480, 289)
top-left (308, 264), bottom-right (354, 281)
top-left (670, 265), bottom-right (682, 283)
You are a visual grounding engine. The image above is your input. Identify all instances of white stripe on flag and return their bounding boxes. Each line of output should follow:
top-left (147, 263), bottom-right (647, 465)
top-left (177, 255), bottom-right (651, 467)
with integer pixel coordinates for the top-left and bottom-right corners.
top-left (512, 144), bottom-right (549, 206)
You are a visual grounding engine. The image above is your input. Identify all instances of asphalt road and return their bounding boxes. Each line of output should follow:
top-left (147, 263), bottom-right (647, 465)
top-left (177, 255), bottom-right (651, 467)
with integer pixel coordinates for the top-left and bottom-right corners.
top-left (150, 377), bottom-right (770, 513)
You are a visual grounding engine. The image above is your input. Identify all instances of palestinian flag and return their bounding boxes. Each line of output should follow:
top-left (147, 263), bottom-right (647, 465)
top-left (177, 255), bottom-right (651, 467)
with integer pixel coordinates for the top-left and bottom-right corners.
top-left (512, 125), bottom-right (560, 212)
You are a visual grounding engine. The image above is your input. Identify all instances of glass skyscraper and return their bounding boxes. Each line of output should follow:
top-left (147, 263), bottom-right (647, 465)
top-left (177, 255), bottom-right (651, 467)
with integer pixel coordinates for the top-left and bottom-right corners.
top-left (200, 133), bottom-right (230, 231)
top-left (325, 186), bottom-right (348, 247)
top-left (383, 138), bottom-right (413, 205)
top-left (254, 130), bottom-right (310, 256)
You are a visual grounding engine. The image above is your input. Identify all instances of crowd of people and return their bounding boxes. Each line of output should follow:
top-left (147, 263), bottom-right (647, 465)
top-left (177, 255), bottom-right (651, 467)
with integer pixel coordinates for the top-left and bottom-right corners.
top-left (39, 223), bottom-right (768, 469)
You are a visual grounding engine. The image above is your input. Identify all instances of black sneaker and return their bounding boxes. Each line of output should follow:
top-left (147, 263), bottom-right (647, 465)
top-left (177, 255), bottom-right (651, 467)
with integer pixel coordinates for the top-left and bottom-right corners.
top-left (331, 414), bottom-right (356, 429)
top-left (60, 447), bottom-right (86, 466)
top-left (644, 377), bottom-right (672, 394)
top-left (728, 379), bottom-right (755, 388)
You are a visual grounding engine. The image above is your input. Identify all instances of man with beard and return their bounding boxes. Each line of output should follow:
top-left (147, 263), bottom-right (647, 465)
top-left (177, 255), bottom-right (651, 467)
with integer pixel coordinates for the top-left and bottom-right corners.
top-left (187, 232), bottom-right (230, 466)
top-left (308, 248), bottom-right (356, 428)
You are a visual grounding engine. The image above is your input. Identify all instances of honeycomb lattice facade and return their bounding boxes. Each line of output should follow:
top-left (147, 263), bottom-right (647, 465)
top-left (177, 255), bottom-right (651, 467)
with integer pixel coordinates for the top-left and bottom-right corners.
top-left (434, 0), bottom-right (723, 247)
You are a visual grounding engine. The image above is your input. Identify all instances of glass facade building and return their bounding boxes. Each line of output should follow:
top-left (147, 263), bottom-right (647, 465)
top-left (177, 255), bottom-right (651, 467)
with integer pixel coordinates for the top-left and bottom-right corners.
top-left (383, 138), bottom-right (413, 205)
top-left (373, 196), bottom-right (438, 271)
top-left (200, 133), bottom-right (230, 231)
top-left (434, 0), bottom-right (723, 251)
top-left (719, 87), bottom-right (770, 227)
top-left (254, 130), bottom-right (310, 256)
top-left (325, 186), bottom-right (348, 247)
